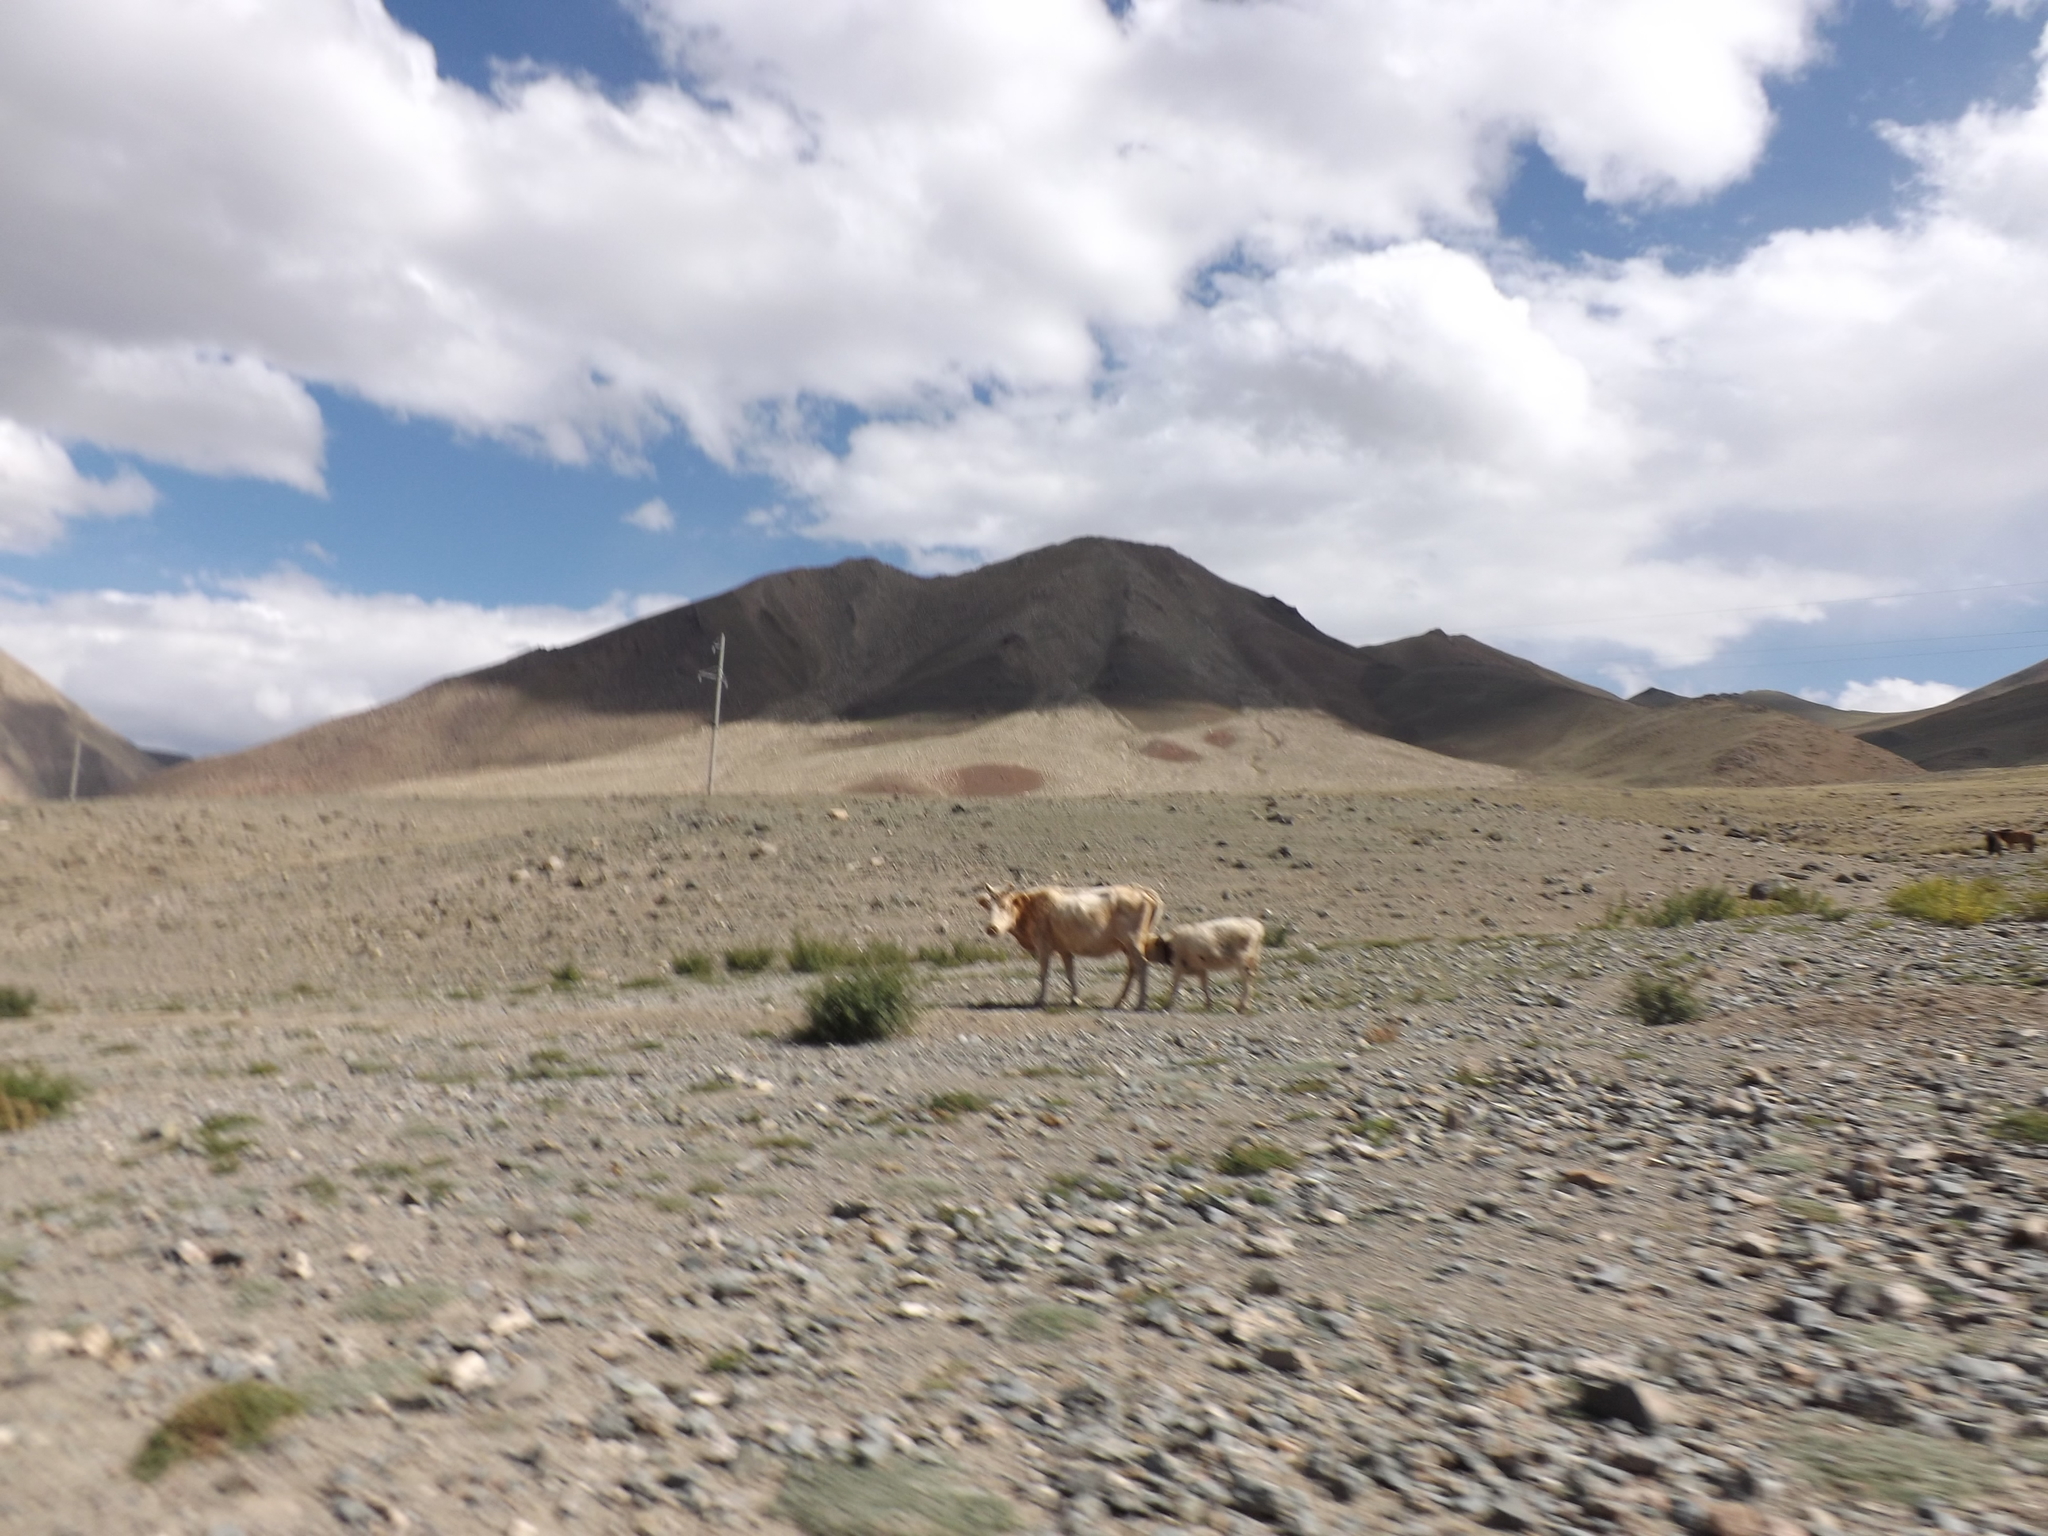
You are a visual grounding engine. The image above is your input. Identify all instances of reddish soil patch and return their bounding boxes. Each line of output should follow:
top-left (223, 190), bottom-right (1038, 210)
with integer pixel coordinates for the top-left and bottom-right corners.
top-left (845, 774), bottom-right (928, 795)
top-left (1202, 728), bottom-right (1239, 748)
top-left (941, 763), bottom-right (1045, 796)
top-left (1141, 739), bottom-right (1202, 763)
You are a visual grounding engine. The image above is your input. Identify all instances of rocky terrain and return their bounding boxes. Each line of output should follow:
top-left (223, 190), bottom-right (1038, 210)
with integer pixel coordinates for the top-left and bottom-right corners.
top-left (5, 779), bottom-right (2048, 1536)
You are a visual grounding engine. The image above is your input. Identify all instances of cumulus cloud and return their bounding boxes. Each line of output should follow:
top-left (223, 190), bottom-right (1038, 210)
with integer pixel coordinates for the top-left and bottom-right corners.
top-left (0, 571), bottom-right (674, 755)
top-left (1816, 677), bottom-right (1969, 713)
top-left (623, 496), bottom-right (675, 532)
top-left (9, 0), bottom-right (2048, 714)
top-left (0, 418), bottom-right (155, 551)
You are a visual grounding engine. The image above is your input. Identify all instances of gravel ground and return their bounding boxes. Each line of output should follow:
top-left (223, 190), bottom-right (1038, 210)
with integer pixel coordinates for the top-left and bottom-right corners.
top-left (5, 786), bottom-right (2048, 1536)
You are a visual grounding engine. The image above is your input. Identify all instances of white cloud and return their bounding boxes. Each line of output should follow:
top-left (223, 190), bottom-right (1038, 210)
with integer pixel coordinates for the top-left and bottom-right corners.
top-left (0, 417), bottom-right (155, 551)
top-left (0, 0), bottom-right (1827, 537)
top-left (1822, 677), bottom-right (1968, 713)
top-left (623, 496), bottom-right (675, 532)
top-left (0, 571), bottom-right (666, 755)
top-left (7, 0), bottom-right (2048, 707)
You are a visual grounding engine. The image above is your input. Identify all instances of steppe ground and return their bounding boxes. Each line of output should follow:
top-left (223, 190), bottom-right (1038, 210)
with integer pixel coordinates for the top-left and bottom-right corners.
top-left (6, 768), bottom-right (2048, 1536)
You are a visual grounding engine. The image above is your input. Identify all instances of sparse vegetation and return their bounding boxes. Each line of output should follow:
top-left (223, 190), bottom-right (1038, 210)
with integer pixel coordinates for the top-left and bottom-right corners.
top-left (0, 986), bottom-right (38, 1019)
top-left (1006, 1301), bottom-right (1099, 1344)
top-left (724, 944), bottom-right (778, 975)
top-left (339, 1281), bottom-right (453, 1324)
top-left (508, 1047), bottom-right (606, 1081)
top-left (917, 938), bottom-right (1007, 967)
top-left (1343, 1115), bottom-right (1401, 1147)
top-left (0, 1062), bottom-right (80, 1132)
top-left (1784, 1422), bottom-right (1999, 1507)
top-left (796, 962), bottom-right (917, 1046)
top-left (548, 962), bottom-right (584, 989)
top-left (1214, 1140), bottom-right (1298, 1176)
top-left (1888, 877), bottom-right (2008, 928)
top-left (1754, 884), bottom-right (1850, 920)
top-left (1625, 973), bottom-right (1705, 1026)
top-left (193, 1112), bottom-right (260, 1173)
top-left (132, 1382), bottom-right (305, 1482)
top-left (1988, 1107), bottom-right (2048, 1146)
top-left (789, 932), bottom-right (863, 973)
top-left (1262, 919), bottom-right (1291, 948)
top-left (671, 950), bottom-right (716, 981)
top-left (777, 1459), bottom-right (1016, 1536)
top-left (1643, 885), bottom-right (1738, 927)
top-left (926, 1090), bottom-right (994, 1117)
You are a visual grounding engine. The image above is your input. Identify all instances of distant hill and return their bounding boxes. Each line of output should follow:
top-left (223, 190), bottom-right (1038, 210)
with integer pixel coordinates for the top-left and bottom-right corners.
top-left (1631, 686), bottom-right (1903, 732)
top-left (0, 649), bottom-right (164, 800)
top-left (1858, 659), bottom-right (2048, 771)
top-left (139, 538), bottom-right (1924, 797)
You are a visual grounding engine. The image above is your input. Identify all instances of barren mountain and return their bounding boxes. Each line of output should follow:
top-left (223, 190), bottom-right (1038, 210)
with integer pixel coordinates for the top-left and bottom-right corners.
top-left (1632, 686), bottom-right (1901, 732)
top-left (138, 539), bottom-right (1923, 797)
top-left (1858, 663), bottom-right (2048, 770)
top-left (0, 647), bottom-right (163, 800)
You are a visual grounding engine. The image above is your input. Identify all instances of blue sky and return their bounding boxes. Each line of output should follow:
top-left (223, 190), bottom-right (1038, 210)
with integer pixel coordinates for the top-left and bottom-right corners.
top-left (3, 1), bottom-right (2048, 752)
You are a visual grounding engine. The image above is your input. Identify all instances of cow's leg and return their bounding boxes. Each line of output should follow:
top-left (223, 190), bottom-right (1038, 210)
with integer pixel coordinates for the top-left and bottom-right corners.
top-left (1109, 950), bottom-right (1134, 1010)
top-left (1163, 968), bottom-right (1182, 1011)
top-left (1135, 950), bottom-right (1149, 1010)
top-left (1034, 949), bottom-right (1053, 1007)
top-left (1237, 966), bottom-right (1253, 1014)
top-left (1064, 953), bottom-right (1082, 1006)
top-left (1200, 972), bottom-right (1215, 1011)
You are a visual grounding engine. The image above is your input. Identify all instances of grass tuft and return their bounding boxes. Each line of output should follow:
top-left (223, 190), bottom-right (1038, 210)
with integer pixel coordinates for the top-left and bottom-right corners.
top-left (0, 1062), bottom-right (81, 1132)
top-left (1625, 973), bottom-right (1705, 1027)
top-left (917, 938), bottom-right (1007, 967)
top-left (796, 963), bottom-right (916, 1046)
top-left (1887, 877), bottom-right (2007, 928)
top-left (339, 1281), bottom-right (453, 1324)
top-left (777, 1459), bottom-right (1016, 1536)
top-left (724, 945), bottom-right (777, 975)
top-left (0, 986), bottom-right (38, 1019)
top-left (671, 950), bottom-right (716, 981)
top-left (132, 1382), bottom-right (304, 1482)
top-left (789, 932), bottom-right (862, 973)
top-left (1988, 1107), bottom-right (2048, 1146)
top-left (926, 1090), bottom-right (993, 1118)
top-left (194, 1112), bottom-right (260, 1173)
top-left (1006, 1301), bottom-right (1099, 1344)
top-left (1643, 885), bottom-right (1738, 928)
top-left (1214, 1140), bottom-right (1298, 1177)
top-left (508, 1047), bottom-right (606, 1082)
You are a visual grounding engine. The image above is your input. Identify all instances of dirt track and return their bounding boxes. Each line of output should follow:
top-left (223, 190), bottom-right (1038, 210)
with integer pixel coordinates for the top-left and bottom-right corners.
top-left (7, 774), bottom-right (2048, 1535)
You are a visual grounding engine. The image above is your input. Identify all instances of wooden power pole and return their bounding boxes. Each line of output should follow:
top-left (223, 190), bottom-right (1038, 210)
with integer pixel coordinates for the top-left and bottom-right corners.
top-left (697, 633), bottom-right (728, 796)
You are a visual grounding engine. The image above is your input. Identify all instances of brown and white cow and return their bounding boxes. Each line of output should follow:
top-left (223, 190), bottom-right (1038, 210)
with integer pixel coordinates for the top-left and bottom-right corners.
top-left (977, 883), bottom-right (1162, 1009)
top-left (1143, 916), bottom-right (1264, 1013)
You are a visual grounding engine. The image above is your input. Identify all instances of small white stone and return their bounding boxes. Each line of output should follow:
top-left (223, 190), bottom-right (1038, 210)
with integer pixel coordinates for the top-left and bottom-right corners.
top-left (489, 1305), bottom-right (536, 1337)
top-left (280, 1249), bottom-right (313, 1280)
top-left (445, 1351), bottom-right (492, 1393)
top-left (344, 1242), bottom-right (373, 1264)
top-left (897, 1301), bottom-right (933, 1319)
top-left (174, 1238), bottom-right (208, 1267)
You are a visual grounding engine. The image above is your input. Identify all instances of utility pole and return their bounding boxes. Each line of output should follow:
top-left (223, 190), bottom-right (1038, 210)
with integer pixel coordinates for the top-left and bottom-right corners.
top-left (67, 735), bottom-right (82, 801)
top-left (696, 632), bottom-right (727, 796)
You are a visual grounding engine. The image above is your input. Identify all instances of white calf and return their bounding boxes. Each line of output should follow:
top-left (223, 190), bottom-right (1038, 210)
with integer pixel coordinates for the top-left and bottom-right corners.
top-left (1143, 916), bottom-right (1263, 1013)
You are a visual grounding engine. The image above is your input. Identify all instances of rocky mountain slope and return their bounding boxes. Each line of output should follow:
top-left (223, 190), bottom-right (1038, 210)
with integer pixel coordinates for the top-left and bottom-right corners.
top-left (0, 647), bottom-right (164, 800)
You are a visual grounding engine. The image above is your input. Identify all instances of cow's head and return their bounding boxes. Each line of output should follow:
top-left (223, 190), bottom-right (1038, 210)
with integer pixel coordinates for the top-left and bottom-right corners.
top-left (1142, 935), bottom-right (1174, 965)
top-left (978, 885), bottom-right (1023, 938)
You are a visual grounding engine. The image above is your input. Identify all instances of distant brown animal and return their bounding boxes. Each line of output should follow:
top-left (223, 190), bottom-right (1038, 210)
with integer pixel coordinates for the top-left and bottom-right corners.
top-left (1143, 916), bottom-right (1264, 1013)
top-left (978, 883), bottom-right (1162, 1009)
top-left (1987, 828), bottom-right (2038, 854)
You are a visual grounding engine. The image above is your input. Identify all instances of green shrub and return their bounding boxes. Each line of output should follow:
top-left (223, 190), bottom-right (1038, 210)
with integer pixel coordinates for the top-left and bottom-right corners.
top-left (132, 1382), bottom-right (304, 1481)
top-left (671, 950), bottom-right (716, 981)
top-left (1262, 920), bottom-right (1292, 948)
top-left (796, 963), bottom-right (916, 1045)
top-left (508, 1048), bottom-right (606, 1081)
top-left (788, 932), bottom-right (862, 973)
top-left (2011, 889), bottom-right (2048, 923)
top-left (724, 945), bottom-right (777, 975)
top-left (926, 1090), bottom-right (994, 1117)
top-left (777, 1459), bottom-right (1017, 1536)
top-left (1643, 885), bottom-right (1738, 928)
top-left (548, 962), bottom-right (583, 989)
top-left (0, 987), bottom-right (36, 1019)
top-left (1989, 1108), bottom-right (2048, 1146)
top-left (193, 1113), bottom-right (259, 1173)
top-left (1625, 973), bottom-right (1705, 1026)
top-left (1752, 884), bottom-right (1849, 920)
top-left (1214, 1140), bottom-right (1298, 1176)
top-left (916, 938), bottom-right (1007, 967)
top-left (1888, 877), bottom-right (2008, 928)
top-left (0, 1062), bottom-right (80, 1132)
top-left (1006, 1302), bottom-right (1099, 1344)
top-left (860, 939), bottom-right (912, 968)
